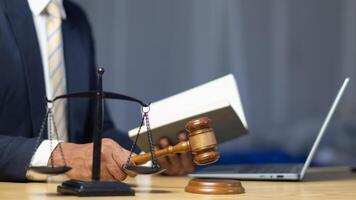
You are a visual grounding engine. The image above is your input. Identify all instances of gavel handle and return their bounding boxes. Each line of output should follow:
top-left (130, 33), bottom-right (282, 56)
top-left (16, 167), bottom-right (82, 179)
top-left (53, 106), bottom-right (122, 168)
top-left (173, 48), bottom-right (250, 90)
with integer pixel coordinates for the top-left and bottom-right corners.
top-left (131, 141), bottom-right (191, 165)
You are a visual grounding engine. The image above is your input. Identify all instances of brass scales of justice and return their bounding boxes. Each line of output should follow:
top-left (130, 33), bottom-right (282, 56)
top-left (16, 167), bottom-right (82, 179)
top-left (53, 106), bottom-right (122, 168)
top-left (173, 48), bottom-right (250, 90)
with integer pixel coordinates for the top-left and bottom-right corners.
top-left (26, 67), bottom-right (242, 196)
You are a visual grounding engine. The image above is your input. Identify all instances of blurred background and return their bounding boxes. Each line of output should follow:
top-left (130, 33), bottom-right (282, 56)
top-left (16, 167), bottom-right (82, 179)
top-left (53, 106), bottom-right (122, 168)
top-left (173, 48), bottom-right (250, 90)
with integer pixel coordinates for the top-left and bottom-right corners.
top-left (72, 0), bottom-right (356, 166)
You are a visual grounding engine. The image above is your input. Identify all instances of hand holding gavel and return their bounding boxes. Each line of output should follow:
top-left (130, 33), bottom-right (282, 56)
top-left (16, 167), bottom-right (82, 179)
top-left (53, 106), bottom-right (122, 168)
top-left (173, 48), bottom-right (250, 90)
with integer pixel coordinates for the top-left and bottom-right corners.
top-left (131, 117), bottom-right (220, 168)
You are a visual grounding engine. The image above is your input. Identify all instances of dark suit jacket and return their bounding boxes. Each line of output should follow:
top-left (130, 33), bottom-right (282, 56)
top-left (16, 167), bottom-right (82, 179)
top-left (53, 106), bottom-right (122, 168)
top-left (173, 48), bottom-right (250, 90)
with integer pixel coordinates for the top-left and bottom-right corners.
top-left (0, 0), bottom-right (133, 182)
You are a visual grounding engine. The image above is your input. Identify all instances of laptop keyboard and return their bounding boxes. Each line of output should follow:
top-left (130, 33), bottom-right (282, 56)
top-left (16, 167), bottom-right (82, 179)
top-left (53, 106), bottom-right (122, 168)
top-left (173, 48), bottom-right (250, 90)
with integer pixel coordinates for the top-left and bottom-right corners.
top-left (203, 164), bottom-right (303, 174)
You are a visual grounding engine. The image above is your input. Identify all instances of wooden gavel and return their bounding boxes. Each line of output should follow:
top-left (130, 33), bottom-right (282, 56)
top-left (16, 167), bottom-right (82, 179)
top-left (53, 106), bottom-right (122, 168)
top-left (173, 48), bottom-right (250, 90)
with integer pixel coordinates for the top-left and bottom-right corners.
top-left (131, 117), bottom-right (220, 166)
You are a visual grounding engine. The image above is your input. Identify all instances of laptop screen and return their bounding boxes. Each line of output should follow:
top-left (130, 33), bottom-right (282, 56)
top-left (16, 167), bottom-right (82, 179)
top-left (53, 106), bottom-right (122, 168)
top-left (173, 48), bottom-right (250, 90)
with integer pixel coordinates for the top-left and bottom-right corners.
top-left (300, 78), bottom-right (350, 179)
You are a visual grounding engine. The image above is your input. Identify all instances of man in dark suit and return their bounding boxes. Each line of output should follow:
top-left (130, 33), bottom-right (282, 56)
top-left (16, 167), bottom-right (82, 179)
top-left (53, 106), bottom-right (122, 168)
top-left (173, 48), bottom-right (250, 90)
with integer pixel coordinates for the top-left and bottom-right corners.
top-left (0, 0), bottom-right (194, 182)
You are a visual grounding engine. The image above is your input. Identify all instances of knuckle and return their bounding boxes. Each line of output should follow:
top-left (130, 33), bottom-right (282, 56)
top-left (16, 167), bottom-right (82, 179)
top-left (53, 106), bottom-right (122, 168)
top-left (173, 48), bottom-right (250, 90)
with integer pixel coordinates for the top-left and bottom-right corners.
top-left (101, 152), bottom-right (108, 162)
top-left (119, 173), bottom-right (127, 181)
top-left (102, 138), bottom-right (110, 143)
top-left (116, 149), bottom-right (129, 162)
top-left (102, 138), bottom-right (114, 145)
top-left (159, 136), bottom-right (169, 143)
top-left (177, 131), bottom-right (188, 140)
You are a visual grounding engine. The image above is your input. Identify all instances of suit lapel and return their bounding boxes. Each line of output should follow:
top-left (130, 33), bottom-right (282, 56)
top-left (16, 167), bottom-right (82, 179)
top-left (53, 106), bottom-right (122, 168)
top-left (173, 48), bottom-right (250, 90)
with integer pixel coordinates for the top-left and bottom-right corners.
top-left (3, 0), bottom-right (46, 136)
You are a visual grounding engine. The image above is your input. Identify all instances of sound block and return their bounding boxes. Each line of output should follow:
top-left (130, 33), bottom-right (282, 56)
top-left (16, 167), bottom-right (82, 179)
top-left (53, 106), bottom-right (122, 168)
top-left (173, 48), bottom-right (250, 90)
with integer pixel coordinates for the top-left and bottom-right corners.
top-left (57, 179), bottom-right (135, 196)
top-left (185, 178), bottom-right (245, 195)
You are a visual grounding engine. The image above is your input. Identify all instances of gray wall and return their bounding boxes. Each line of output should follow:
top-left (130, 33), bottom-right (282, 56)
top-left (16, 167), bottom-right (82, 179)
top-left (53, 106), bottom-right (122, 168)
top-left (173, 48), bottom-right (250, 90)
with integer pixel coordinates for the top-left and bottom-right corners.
top-left (73, 0), bottom-right (356, 165)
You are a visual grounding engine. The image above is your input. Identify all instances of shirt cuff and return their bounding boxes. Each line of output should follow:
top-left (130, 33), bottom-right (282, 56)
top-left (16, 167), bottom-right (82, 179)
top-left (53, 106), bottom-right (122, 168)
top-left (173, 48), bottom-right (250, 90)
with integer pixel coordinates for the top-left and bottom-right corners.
top-left (26, 140), bottom-right (60, 181)
top-left (30, 139), bottom-right (61, 166)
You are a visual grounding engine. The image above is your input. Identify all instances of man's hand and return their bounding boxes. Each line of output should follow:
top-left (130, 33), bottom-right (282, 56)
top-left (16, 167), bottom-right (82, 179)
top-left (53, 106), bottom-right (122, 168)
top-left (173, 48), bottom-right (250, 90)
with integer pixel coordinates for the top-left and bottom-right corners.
top-left (156, 131), bottom-right (195, 176)
top-left (50, 138), bottom-right (130, 181)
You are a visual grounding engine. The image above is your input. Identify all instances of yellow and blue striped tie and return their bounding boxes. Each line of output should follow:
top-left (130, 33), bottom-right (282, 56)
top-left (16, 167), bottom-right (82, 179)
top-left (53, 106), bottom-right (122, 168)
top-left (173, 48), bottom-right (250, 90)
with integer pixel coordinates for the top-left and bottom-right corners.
top-left (46, 2), bottom-right (67, 141)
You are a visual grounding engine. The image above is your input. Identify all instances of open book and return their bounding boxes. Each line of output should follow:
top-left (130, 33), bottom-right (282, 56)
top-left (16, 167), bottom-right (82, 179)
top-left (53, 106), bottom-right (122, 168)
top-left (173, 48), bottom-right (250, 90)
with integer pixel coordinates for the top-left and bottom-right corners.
top-left (128, 74), bottom-right (248, 152)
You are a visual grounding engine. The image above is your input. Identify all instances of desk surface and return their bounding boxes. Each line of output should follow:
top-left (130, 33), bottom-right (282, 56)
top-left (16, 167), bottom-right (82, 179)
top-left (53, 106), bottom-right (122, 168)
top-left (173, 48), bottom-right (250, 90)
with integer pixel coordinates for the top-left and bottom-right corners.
top-left (1, 167), bottom-right (355, 200)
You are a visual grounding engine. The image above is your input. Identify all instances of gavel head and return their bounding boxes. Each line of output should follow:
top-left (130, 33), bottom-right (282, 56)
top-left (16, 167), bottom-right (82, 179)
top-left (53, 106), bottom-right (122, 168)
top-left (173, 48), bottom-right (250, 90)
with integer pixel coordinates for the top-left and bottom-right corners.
top-left (185, 117), bottom-right (220, 165)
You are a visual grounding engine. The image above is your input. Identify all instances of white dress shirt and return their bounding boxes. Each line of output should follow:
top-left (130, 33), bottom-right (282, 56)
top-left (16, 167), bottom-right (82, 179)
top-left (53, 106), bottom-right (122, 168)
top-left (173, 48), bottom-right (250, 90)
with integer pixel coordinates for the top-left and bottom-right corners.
top-left (27, 0), bottom-right (67, 170)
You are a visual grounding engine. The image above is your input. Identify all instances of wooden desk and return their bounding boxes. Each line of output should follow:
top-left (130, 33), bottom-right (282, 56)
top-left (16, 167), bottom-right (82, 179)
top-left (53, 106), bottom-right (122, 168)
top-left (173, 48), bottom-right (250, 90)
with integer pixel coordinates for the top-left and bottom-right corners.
top-left (1, 167), bottom-right (355, 200)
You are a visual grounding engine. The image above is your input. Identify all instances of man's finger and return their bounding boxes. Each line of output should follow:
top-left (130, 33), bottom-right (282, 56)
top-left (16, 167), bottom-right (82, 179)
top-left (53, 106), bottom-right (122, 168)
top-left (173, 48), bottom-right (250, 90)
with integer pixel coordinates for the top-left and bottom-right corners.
top-left (106, 154), bottom-right (128, 181)
top-left (154, 145), bottom-right (172, 175)
top-left (111, 142), bottom-right (131, 165)
top-left (159, 137), bottom-right (182, 175)
top-left (177, 131), bottom-right (195, 174)
top-left (99, 153), bottom-right (116, 181)
top-left (110, 143), bottom-right (131, 180)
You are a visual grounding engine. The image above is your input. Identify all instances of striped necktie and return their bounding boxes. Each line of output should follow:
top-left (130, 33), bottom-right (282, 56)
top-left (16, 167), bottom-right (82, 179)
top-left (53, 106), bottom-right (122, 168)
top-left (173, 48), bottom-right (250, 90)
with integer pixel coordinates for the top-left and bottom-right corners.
top-left (46, 2), bottom-right (67, 141)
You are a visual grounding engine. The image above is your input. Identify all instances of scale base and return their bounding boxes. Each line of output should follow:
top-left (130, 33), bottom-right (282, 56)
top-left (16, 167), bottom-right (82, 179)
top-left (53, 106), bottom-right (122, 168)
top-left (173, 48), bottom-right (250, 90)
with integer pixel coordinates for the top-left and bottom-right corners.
top-left (57, 179), bottom-right (135, 196)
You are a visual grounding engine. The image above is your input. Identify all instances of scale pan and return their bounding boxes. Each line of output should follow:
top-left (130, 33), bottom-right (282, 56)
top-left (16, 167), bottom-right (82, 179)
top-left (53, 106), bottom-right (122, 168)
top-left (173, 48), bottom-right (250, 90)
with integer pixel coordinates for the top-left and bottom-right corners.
top-left (123, 166), bottom-right (165, 175)
top-left (29, 165), bottom-right (72, 175)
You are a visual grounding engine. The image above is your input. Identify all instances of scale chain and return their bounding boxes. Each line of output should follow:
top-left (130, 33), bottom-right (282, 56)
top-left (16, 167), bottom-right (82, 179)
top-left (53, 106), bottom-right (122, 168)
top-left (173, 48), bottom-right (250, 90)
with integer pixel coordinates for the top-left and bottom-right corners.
top-left (48, 110), bottom-right (55, 167)
top-left (144, 112), bottom-right (160, 169)
top-left (28, 107), bottom-right (50, 167)
top-left (124, 113), bottom-right (145, 168)
top-left (124, 107), bottom-right (160, 170)
top-left (51, 108), bottom-right (68, 166)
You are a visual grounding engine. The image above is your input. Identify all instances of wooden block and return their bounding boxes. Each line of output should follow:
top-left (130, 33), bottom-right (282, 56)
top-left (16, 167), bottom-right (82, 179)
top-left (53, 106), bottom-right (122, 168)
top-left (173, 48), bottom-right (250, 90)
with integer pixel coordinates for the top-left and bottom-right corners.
top-left (185, 178), bottom-right (245, 195)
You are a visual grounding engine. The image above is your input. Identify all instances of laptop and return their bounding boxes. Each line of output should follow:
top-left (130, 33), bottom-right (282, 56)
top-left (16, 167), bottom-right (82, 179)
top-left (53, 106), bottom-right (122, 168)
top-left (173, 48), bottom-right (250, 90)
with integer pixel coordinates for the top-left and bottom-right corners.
top-left (189, 78), bottom-right (350, 181)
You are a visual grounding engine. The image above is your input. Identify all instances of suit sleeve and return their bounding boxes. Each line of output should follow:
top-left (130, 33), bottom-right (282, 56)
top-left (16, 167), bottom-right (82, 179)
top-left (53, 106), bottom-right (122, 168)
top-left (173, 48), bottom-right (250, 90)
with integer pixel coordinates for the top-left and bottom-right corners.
top-left (0, 135), bottom-right (41, 182)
